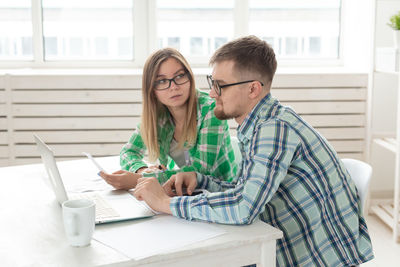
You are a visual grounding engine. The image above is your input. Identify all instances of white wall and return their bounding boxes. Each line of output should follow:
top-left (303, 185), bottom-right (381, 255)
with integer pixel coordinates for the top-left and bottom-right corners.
top-left (370, 0), bottom-right (400, 197)
top-left (342, 0), bottom-right (375, 71)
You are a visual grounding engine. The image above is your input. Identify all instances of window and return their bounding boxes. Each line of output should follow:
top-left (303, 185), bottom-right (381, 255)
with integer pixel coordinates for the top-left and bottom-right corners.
top-left (249, 0), bottom-right (341, 59)
top-left (21, 37), bottom-right (33, 56)
top-left (118, 37), bottom-right (132, 57)
top-left (285, 37), bottom-right (298, 56)
top-left (156, 0), bottom-right (234, 58)
top-left (42, 0), bottom-right (134, 61)
top-left (168, 37), bottom-right (180, 50)
top-left (69, 38), bottom-right (83, 56)
top-left (0, 0), bottom-right (343, 66)
top-left (309, 37), bottom-right (321, 55)
top-left (44, 37), bottom-right (58, 56)
top-left (0, 0), bottom-right (32, 60)
top-left (214, 37), bottom-right (228, 50)
top-left (190, 37), bottom-right (203, 55)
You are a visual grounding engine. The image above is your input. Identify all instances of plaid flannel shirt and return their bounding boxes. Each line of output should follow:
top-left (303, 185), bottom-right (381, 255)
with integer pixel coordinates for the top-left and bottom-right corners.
top-left (120, 90), bottom-right (238, 184)
top-left (170, 93), bottom-right (374, 267)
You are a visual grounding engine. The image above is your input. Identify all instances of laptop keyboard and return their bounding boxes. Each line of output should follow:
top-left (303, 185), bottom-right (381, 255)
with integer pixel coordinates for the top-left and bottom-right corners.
top-left (72, 193), bottom-right (120, 220)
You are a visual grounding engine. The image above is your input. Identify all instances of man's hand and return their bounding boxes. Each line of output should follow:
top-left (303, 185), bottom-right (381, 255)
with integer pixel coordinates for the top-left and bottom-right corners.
top-left (163, 172), bottom-right (197, 196)
top-left (134, 177), bottom-right (172, 214)
top-left (99, 170), bottom-right (141, 190)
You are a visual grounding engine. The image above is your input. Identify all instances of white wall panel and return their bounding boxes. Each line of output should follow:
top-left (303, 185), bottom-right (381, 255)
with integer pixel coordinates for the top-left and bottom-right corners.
top-left (0, 72), bottom-right (368, 167)
top-left (12, 104), bottom-right (142, 116)
top-left (0, 132), bottom-right (7, 144)
top-left (11, 75), bottom-right (141, 89)
top-left (13, 117), bottom-right (141, 130)
top-left (272, 88), bottom-right (367, 101)
top-left (12, 90), bottom-right (142, 103)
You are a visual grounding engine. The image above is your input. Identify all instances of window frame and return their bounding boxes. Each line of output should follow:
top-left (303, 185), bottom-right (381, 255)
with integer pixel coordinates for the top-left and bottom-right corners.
top-left (0, 0), bottom-right (344, 68)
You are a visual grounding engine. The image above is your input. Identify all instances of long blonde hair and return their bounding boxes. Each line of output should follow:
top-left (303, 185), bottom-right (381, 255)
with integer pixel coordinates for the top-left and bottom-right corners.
top-left (141, 48), bottom-right (198, 162)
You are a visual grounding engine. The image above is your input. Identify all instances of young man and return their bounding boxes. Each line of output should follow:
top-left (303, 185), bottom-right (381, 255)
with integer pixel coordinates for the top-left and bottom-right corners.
top-left (133, 36), bottom-right (374, 266)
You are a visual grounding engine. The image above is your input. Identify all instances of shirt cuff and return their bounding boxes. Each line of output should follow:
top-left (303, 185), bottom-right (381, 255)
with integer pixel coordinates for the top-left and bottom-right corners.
top-left (170, 196), bottom-right (192, 219)
top-left (195, 172), bottom-right (207, 189)
top-left (128, 163), bottom-right (148, 173)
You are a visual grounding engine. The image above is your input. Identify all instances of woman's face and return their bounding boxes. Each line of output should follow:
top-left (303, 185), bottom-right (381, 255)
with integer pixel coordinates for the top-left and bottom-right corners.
top-left (153, 57), bottom-right (191, 111)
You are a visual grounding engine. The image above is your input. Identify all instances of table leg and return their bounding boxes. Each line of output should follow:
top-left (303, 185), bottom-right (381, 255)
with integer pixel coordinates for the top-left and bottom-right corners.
top-left (259, 240), bottom-right (277, 267)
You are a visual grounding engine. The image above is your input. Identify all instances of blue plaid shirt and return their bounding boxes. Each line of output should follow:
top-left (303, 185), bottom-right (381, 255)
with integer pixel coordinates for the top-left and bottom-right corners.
top-left (170, 93), bottom-right (374, 266)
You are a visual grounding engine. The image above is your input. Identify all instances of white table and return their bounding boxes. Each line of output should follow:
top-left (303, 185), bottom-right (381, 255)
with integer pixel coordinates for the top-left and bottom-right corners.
top-left (0, 157), bottom-right (282, 267)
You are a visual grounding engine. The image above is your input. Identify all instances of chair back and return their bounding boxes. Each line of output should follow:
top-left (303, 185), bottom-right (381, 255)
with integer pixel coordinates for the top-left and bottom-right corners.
top-left (341, 158), bottom-right (372, 211)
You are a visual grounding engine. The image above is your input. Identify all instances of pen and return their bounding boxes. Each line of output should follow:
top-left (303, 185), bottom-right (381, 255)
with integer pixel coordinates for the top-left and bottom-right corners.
top-left (82, 152), bottom-right (105, 172)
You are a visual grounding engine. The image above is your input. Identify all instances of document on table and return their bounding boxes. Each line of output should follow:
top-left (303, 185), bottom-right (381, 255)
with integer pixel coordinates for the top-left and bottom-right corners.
top-left (93, 215), bottom-right (226, 260)
top-left (56, 159), bottom-right (115, 193)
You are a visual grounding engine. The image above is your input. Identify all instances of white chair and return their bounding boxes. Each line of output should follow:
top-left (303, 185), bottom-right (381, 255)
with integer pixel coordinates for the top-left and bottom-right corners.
top-left (341, 158), bottom-right (373, 212)
top-left (230, 136), bottom-right (242, 166)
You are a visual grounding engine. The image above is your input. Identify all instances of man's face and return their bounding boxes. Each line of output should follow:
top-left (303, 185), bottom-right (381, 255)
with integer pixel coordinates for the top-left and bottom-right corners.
top-left (209, 60), bottom-right (249, 123)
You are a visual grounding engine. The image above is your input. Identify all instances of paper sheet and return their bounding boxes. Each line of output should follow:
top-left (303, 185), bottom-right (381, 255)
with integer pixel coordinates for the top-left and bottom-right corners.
top-left (57, 158), bottom-right (116, 193)
top-left (93, 215), bottom-right (226, 260)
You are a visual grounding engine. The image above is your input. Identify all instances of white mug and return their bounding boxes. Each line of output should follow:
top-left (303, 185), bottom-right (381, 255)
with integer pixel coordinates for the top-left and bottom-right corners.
top-left (62, 199), bottom-right (95, 247)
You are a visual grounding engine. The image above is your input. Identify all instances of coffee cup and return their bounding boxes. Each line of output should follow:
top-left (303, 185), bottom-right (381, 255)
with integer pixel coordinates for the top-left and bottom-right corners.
top-left (62, 199), bottom-right (95, 247)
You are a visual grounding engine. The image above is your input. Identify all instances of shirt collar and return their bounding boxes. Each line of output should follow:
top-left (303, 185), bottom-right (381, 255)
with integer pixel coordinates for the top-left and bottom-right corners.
top-left (158, 109), bottom-right (174, 128)
top-left (237, 93), bottom-right (277, 142)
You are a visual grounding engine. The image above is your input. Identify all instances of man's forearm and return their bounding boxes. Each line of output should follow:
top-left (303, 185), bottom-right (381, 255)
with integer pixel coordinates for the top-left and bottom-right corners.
top-left (196, 172), bottom-right (236, 192)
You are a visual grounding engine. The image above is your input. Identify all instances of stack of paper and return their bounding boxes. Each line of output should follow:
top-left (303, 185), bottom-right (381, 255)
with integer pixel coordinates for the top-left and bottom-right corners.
top-left (93, 215), bottom-right (226, 260)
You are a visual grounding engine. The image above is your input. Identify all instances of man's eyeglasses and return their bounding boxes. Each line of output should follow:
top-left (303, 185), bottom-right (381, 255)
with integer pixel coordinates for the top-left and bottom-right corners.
top-left (206, 75), bottom-right (264, 96)
top-left (154, 72), bottom-right (190, 90)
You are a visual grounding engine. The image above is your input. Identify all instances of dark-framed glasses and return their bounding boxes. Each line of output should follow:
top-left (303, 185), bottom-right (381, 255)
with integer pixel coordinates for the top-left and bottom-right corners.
top-left (154, 72), bottom-right (190, 90)
top-left (206, 75), bottom-right (264, 96)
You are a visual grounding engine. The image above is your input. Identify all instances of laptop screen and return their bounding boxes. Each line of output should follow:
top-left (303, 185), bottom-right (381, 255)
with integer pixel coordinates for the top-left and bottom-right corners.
top-left (34, 134), bottom-right (69, 205)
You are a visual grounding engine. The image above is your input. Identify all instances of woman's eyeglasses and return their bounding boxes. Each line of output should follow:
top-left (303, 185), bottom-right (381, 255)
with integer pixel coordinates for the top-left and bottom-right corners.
top-left (154, 72), bottom-right (190, 90)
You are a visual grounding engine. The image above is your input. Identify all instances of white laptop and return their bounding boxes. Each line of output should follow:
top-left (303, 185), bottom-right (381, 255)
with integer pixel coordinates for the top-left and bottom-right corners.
top-left (34, 134), bottom-right (155, 224)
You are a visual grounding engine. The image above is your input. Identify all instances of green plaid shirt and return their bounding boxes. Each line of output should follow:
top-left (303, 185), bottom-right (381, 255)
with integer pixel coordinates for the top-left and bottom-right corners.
top-left (120, 90), bottom-right (237, 184)
top-left (170, 93), bottom-right (374, 266)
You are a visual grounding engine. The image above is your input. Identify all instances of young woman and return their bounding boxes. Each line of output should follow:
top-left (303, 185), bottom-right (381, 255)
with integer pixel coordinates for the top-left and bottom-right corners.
top-left (100, 48), bottom-right (237, 190)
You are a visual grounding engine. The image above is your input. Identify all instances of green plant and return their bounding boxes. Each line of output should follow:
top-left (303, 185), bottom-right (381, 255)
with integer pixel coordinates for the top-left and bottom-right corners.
top-left (388, 11), bottom-right (400, 30)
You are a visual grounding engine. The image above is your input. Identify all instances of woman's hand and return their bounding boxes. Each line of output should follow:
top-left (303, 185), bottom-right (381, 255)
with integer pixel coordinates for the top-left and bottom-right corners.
top-left (99, 170), bottom-right (141, 190)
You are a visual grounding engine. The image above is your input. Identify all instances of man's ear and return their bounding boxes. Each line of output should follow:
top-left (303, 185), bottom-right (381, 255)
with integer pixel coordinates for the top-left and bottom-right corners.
top-left (248, 81), bottom-right (263, 99)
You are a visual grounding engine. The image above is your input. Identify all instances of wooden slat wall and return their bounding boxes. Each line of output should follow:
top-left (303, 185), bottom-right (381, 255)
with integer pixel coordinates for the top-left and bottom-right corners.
top-left (0, 75), bottom-right (8, 166)
top-left (273, 74), bottom-right (367, 160)
top-left (1, 72), bottom-right (368, 166)
top-left (8, 75), bottom-right (141, 165)
top-left (197, 73), bottom-right (368, 161)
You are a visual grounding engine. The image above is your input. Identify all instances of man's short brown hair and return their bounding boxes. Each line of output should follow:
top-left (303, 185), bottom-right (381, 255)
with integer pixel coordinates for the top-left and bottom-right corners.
top-left (210, 35), bottom-right (277, 87)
